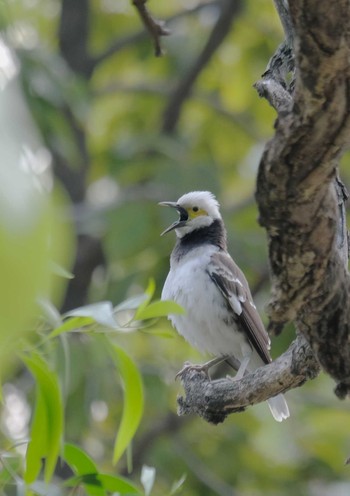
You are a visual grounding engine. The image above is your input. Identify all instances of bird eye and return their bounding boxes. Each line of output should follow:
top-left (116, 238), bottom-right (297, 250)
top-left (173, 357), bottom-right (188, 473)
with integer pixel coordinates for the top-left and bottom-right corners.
top-left (192, 206), bottom-right (199, 212)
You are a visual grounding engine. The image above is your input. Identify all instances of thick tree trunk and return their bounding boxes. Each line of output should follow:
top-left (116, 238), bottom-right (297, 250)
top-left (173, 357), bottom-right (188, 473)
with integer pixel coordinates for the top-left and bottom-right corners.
top-left (256, 0), bottom-right (350, 397)
top-left (178, 0), bottom-right (350, 421)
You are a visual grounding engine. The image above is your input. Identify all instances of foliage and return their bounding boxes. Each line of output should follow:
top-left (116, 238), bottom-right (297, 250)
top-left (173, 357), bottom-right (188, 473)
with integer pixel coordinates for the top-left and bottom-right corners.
top-left (1, 1), bottom-right (350, 495)
top-left (1, 272), bottom-right (183, 494)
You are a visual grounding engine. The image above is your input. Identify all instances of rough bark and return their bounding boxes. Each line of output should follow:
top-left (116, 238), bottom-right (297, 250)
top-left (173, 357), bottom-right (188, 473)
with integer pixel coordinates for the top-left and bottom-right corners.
top-left (178, 335), bottom-right (319, 424)
top-left (255, 0), bottom-right (350, 397)
top-left (178, 0), bottom-right (350, 421)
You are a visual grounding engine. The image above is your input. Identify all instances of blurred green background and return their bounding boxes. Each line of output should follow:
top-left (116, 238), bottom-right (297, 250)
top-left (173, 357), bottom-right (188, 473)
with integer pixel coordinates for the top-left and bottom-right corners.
top-left (1, 0), bottom-right (350, 494)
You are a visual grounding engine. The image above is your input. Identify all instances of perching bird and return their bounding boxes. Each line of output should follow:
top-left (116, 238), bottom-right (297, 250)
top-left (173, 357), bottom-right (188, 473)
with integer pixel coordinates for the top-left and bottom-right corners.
top-left (160, 191), bottom-right (289, 422)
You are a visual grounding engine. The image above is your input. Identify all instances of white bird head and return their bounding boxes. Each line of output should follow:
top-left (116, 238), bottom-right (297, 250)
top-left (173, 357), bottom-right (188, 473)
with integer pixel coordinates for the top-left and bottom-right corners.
top-left (159, 191), bottom-right (222, 237)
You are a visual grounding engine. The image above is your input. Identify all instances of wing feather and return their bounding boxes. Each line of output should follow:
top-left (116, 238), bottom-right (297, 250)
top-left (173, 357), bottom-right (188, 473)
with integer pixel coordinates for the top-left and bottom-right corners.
top-left (208, 252), bottom-right (271, 364)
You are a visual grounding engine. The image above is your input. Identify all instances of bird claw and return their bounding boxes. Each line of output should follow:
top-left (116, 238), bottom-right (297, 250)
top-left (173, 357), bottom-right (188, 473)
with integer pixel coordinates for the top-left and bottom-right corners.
top-left (175, 356), bottom-right (230, 381)
top-left (175, 362), bottom-right (211, 381)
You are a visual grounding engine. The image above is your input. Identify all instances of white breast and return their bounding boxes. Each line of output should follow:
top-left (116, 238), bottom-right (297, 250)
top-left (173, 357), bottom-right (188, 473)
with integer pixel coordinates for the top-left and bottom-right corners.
top-left (161, 245), bottom-right (249, 360)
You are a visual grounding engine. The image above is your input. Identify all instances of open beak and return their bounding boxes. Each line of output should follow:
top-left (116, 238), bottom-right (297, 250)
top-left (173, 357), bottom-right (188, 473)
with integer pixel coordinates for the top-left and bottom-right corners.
top-left (159, 201), bottom-right (188, 236)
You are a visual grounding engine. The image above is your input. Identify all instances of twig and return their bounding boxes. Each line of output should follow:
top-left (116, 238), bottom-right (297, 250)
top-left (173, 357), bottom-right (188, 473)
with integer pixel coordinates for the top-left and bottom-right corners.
top-left (93, 1), bottom-right (219, 67)
top-left (132, 0), bottom-right (170, 57)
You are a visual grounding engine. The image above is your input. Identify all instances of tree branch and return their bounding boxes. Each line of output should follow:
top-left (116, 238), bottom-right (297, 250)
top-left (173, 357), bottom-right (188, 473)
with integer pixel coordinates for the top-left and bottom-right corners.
top-left (132, 0), bottom-right (170, 57)
top-left (93, 1), bottom-right (219, 68)
top-left (177, 0), bottom-right (350, 423)
top-left (254, 0), bottom-right (295, 113)
top-left (177, 335), bottom-right (320, 424)
top-left (162, 0), bottom-right (243, 134)
top-left (58, 0), bottom-right (95, 78)
top-left (254, 0), bottom-right (350, 396)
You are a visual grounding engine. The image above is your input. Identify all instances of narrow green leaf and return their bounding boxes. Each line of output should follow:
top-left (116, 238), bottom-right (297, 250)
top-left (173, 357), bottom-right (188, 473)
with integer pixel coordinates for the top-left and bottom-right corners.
top-left (169, 474), bottom-right (187, 495)
top-left (109, 344), bottom-right (144, 465)
top-left (144, 278), bottom-right (156, 301)
top-left (64, 302), bottom-right (118, 329)
top-left (134, 279), bottom-right (155, 320)
top-left (65, 473), bottom-right (141, 494)
top-left (38, 298), bottom-right (62, 329)
top-left (22, 353), bottom-right (63, 484)
top-left (114, 294), bottom-right (148, 313)
top-left (48, 316), bottom-right (95, 338)
top-left (140, 327), bottom-right (176, 338)
top-left (63, 443), bottom-right (105, 496)
top-left (135, 300), bottom-right (185, 320)
top-left (63, 443), bottom-right (98, 474)
top-left (97, 473), bottom-right (140, 494)
top-left (49, 261), bottom-right (74, 279)
top-left (25, 387), bottom-right (47, 482)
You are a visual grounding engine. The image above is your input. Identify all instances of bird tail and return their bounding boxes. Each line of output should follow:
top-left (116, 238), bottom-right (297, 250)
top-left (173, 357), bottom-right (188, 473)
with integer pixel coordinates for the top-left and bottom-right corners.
top-left (267, 394), bottom-right (290, 422)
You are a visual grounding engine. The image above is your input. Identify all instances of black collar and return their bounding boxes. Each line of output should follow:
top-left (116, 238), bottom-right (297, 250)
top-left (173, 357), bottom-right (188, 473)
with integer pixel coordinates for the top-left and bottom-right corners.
top-left (172, 218), bottom-right (227, 261)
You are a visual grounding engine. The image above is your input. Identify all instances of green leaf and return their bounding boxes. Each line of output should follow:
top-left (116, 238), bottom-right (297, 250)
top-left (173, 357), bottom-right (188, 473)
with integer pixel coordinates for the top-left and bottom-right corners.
top-left (38, 298), bottom-right (62, 329)
top-left (63, 443), bottom-right (98, 474)
top-left (25, 387), bottom-right (47, 482)
top-left (133, 279), bottom-right (155, 320)
top-left (109, 344), bottom-right (144, 465)
top-left (48, 316), bottom-right (95, 338)
top-left (135, 300), bottom-right (185, 321)
top-left (169, 474), bottom-right (187, 495)
top-left (114, 294), bottom-right (148, 313)
top-left (97, 474), bottom-right (140, 494)
top-left (22, 353), bottom-right (63, 484)
top-left (65, 473), bottom-right (141, 494)
top-left (140, 327), bottom-right (176, 338)
top-left (63, 443), bottom-right (105, 496)
top-left (49, 261), bottom-right (74, 279)
top-left (64, 301), bottom-right (118, 329)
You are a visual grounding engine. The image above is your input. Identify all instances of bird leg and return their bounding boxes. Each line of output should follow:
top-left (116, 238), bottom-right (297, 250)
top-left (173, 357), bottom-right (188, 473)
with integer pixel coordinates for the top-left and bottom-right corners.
top-left (175, 355), bottom-right (230, 380)
top-left (230, 354), bottom-right (251, 381)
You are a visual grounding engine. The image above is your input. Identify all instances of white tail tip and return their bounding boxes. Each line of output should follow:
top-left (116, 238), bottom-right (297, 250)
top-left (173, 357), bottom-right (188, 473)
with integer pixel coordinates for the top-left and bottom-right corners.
top-left (267, 394), bottom-right (290, 422)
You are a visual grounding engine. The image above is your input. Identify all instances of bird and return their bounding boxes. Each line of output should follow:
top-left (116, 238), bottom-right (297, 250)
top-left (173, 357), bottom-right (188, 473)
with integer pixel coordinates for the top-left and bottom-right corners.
top-left (160, 191), bottom-right (289, 422)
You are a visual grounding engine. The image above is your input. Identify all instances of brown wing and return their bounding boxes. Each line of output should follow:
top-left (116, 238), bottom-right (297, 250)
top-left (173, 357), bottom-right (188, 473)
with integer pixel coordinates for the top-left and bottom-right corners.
top-left (208, 251), bottom-right (271, 364)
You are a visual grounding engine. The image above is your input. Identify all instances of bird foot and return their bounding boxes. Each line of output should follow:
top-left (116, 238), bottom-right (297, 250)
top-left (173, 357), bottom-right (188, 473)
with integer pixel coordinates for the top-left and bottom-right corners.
top-left (175, 356), bottom-right (229, 381)
top-left (175, 361), bottom-right (211, 381)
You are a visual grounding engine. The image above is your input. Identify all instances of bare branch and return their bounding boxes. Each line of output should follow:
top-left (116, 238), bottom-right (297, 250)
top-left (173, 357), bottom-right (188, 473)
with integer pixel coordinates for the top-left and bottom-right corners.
top-left (162, 0), bottom-right (243, 134)
top-left (273, 0), bottom-right (294, 45)
top-left (93, 1), bottom-right (220, 67)
top-left (177, 335), bottom-right (320, 424)
top-left (132, 0), bottom-right (170, 57)
top-left (58, 0), bottom-right (94, 78)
